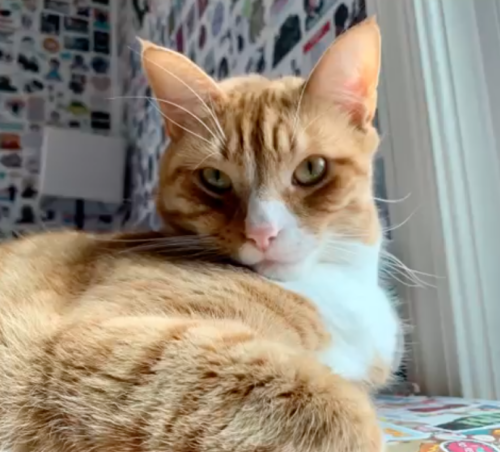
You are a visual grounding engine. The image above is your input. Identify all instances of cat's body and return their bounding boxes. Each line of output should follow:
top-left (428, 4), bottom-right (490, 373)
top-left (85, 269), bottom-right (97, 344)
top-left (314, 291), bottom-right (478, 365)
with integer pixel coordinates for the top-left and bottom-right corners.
top-left (0, 230), bottom-right (394, 451)
top-left (0, 19), bottom-right (403, 452)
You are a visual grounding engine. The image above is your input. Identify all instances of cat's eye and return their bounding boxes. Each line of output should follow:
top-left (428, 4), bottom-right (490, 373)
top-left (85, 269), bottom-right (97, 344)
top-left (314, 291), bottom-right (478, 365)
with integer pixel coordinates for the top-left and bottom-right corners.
top-left (293, 156), bottom-right (328, 186)
top-left (199, 167), bottom-right (232, 193)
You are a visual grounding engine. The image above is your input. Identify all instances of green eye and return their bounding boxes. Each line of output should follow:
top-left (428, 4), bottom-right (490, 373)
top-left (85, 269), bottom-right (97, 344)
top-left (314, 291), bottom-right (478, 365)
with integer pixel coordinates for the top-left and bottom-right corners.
top-left (199, 167), bottom-right (232, 193)
top-left (293, 156), bottom-right (328, 186)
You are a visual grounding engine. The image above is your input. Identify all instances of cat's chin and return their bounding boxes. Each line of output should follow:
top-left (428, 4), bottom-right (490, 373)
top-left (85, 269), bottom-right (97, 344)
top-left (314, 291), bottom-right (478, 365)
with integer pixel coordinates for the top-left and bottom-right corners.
top-left (253, 260), bottom-right (312, 282)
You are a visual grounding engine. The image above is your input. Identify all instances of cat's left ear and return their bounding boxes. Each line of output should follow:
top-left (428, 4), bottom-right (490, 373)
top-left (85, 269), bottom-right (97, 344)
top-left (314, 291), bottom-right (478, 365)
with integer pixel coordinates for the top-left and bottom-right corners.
top-left (139, 39), bottom-right (226, 141)
top-left (305, 17), bottom-right (381, 129)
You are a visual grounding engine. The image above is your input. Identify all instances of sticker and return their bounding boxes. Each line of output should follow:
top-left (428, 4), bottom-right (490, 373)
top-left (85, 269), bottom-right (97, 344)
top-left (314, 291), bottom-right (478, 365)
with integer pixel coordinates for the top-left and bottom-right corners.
top-left (4, 97), bottom-right (25, 118)
top-left (64, 16), bottom-right (90, 34)
top-left (24, 78), bottom-right (44, 93)
top-left (198, 0), bottom-right (208, 19)
top-left (44, 0), bottom-right (71, 15)
top-left (93, 7), bottom-right (109, 30)
top-left (198, 24), bottom-right (207, 50)
top-left (0, 5), bottom-right (21, 29)
top-left (1, 152), bottom-right (22, 167)
top-left (93, 31), bottom-right (110, 54)
top-left (21, 13), bottom-right (34, 30)
top-left (16, 205), bottom-right (36, 225)
top-left (203, 49), bottom-right (215, 77)
top-left (437, 413), bottom-right (500, 431)
top-left (175, 26), bottom-right (184, 53)
top-left (43, 37), bottom-right (60, 53)
top-left (27, 97), bottom-right (45, 122)
top-left (0, 121), bottom-right (23, 132)
top-left (272, 14), bottom-right (302, 68)
top-left (69, 73), bottom-right (86, 94)
top-left (47, 110), bottom-right (62, 126)
top-left (22, 0), bottom-right (38, 12)
top-left (91, 111), bottom-right (110, 131)
top-left (303, 20), bottom-right (334, 73)
top-left (441, 440), bottom-right (500, 452)
top-left (0, 30), bottom-right (15, 45)
top-left (71, 54), bottom-right (88, 71)
top-left (131, 0), bottom-right (148, 26)
top-left (66, 100), bottom-right (89, 115)
top-left (21, 176), bottom-right (38, 200)
top-left (90, 75), bottom-right (110, 92)
top-left (304, 0), bottom-right (335, 31)
top-left (0, 180), bottom-right (18, 201)
top-left (45, 58), bottom-right (62, 82)
top-left (18, 53), bottom-right (40, 73)
top-left (380, 422), bottom-right (431, 442)
top-left (218, 57), bottom-right (229, 79)
top-left (91, 55), bottom-right (108, 74)
top-left (290, 58), bottom-right (301, 76)
top-left (248, 0), bottom-right (265, 43)
top-left (41, 12), bottom-right (60, 35)
top-left (410, 404), bottom-right (469, 414)
top-left (0, 75), bottom-right (17, 93)
top-left (0, 133), bottom-right (21, 150)
top-left (188, 44), bottom-right (196, 62)
top-left (74, 0), bottom-right (90, 16)
top-left (211, 1), bottom-right (225, 38)
top-left (333, 2), bottom-right (350, 37)
top-left (20, 35), bottom-right (35, 51)
top-left (270, 0), bottom-right (293, 25)
top-left (64, 36), bottom-right (90, 52)
top-left (186, 4), bottom-right (196, 35)
top-left (0, 45), bottom-right (14, 64)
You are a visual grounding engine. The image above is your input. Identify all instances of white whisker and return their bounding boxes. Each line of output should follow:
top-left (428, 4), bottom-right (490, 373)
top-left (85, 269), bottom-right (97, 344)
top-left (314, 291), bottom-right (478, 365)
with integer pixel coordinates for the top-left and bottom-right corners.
top-left (374, 193), bottom-right (412, 204)
top-left (146, 99), bottom-right (213, 145)
top-left (109, 96), bottom-right (221, 144)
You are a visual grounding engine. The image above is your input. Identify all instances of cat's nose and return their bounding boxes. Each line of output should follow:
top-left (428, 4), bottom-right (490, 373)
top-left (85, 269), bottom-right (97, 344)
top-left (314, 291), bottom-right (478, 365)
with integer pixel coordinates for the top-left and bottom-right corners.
top-left (246, 224), bottom-right (279, 251)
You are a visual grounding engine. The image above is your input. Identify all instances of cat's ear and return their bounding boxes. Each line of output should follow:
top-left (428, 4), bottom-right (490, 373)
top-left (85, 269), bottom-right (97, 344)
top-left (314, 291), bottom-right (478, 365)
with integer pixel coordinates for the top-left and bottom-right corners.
top-left (139, 39), bottom-right (225, 140)
top-left (305, 18), bottom-right (381, 129)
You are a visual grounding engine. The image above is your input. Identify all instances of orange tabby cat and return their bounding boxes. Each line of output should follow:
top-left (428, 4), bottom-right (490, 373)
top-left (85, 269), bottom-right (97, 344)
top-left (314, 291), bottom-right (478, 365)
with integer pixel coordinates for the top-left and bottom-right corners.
top-left (0, 18), bottom-right (401, 452)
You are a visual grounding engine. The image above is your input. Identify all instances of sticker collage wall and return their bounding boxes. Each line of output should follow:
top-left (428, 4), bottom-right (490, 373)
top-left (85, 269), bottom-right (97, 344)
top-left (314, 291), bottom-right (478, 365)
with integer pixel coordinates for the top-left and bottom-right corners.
top-left (122, 0), bottom-right (387, 230)
top-left (0, 0), bottom-right (124, 239)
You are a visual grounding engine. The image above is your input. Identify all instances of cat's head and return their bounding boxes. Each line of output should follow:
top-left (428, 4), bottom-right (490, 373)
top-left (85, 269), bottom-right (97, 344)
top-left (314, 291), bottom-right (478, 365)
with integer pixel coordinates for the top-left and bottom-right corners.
top-left (141, 18), bottom-right (382, 281)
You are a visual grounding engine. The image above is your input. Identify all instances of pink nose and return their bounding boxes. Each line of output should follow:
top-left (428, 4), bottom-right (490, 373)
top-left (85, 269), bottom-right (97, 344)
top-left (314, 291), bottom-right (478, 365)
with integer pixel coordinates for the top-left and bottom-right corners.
top-left (246, 225), bottom-right (279, 251)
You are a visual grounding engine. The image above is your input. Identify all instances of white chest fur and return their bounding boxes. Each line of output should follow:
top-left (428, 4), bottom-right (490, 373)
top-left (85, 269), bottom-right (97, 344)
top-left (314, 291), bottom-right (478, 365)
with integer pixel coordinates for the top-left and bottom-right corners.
top-left (276, 243), bottom-right (400, 383)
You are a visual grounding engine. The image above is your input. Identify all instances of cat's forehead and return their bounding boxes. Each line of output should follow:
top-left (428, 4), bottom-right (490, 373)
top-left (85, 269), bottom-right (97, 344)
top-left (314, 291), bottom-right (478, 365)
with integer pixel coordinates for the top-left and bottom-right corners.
top-left (217, 76), bottom-right (306, 167)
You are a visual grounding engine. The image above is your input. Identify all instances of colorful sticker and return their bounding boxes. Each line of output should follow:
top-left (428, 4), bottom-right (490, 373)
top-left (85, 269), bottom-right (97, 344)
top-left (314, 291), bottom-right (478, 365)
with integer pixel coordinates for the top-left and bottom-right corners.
top-left (441, 440), bottom-right (500, 452)
top-left (437, 413), bottom-right (500, 432)
top-left (93, 31), bottom-right (110, 54)
top-left (64, 16), bottom-right (90, 34)
top-left (304, 0), bottom-right (335, 31)
top-left (44, 0), bottom-right (71, 15)
top-left (381, 422), bottom-right (432, 442)
top-left (303, 20), bottom-right (334, 73)
top-left (64, 36), bottom-right (90, 52)
top-left (248, 0), bottom-right (265, 43)
top-left (43, 37), bottom-right (60, 53)
top-left (41, 12), bottom-right (60, 35)
top-left (93, 8), bottom-right (109, 30)
top-left (272, 14), bottom-right (302, 68)
top-left (0, 133), bottom-right (21, 150)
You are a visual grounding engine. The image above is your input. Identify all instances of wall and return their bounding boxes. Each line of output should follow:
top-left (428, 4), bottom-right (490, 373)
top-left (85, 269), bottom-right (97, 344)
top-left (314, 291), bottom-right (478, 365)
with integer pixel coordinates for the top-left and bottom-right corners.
top-left (122, 0), bottom-right (387, 230)
top-left (0, 0), bottom-right (124, 239)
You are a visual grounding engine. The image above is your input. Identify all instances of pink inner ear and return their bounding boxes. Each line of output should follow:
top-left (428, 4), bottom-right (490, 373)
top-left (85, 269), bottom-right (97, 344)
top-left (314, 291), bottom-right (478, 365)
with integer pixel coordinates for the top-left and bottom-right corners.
top-left (338, 77), bottom-right (371, 125)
